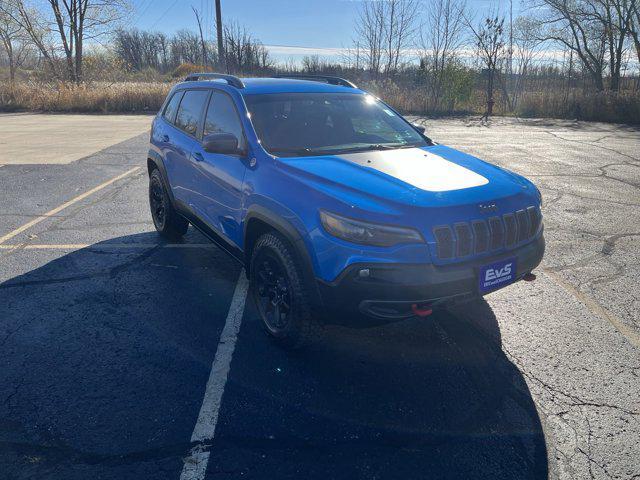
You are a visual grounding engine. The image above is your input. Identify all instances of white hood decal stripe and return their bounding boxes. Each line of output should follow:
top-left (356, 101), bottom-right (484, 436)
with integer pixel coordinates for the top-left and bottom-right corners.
top-left (341, 148), bottom-right (489, 192)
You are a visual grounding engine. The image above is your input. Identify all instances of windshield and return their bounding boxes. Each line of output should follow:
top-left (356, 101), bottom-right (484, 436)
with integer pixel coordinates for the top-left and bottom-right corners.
top-left (244, 92), bottom-right (428, 157)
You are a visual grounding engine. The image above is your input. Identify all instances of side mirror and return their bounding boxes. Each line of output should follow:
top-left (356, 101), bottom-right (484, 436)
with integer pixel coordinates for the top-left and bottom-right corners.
top-left (412, 123), bottom-right (426, 134)
top-left (202, 133), bottom-right (242, 155)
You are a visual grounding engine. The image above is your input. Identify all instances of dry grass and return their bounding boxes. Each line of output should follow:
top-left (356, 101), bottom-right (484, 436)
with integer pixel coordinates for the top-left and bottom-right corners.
top-left (0, 81), bottom-right (172, 113)
top-left (515, 90), bottom-right (640, 124)
top-left (1, 79), bottom-right (639, 124)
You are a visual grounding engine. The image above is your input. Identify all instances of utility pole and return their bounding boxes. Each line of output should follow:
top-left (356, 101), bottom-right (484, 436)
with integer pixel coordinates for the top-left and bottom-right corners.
top-left (215, 0), bottom-right (225, 70)
top-left (509, 0), bottom-right (513, 102)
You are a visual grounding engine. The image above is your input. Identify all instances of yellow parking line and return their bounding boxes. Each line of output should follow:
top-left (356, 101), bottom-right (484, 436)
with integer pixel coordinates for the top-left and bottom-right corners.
top-left (543, 267), bottom-right (640, 348)
top-left (0, 167), bottom-right (141, 245)
top-left (0, 243), bottom-right (216, 250)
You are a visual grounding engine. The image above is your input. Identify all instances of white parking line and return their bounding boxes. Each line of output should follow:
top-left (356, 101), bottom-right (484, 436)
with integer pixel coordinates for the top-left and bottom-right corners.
top-left (0, 166), bottom-right (141, 245)
top-left (0, 243), bottom-right (217, 250)
top-left (542, 268), bottom-right (640, 348)
top-left (180, 270), bottom-right (249, 480)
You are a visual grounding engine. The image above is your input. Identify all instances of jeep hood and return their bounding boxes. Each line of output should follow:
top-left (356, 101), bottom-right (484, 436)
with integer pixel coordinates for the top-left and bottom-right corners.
top-left (276, 145), bottom-right (535, 209)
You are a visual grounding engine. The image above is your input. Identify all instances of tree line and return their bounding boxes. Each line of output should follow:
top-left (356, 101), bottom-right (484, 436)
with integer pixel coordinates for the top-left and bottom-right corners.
top-left (112, 21), bottom-right (273, 75)
top-left (1, 0), bottom-right (639, 120)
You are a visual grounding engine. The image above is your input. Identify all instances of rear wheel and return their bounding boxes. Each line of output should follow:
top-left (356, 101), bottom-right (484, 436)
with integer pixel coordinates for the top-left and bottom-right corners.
top-left (250, 232), bottom-right (322, 349)
top-left (149, 168), bottom-right (188, 240)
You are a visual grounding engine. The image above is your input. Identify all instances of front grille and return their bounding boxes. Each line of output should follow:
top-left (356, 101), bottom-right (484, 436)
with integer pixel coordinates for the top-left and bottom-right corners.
top-left (516, 209), bottom-right (529, 243)
top-left (527, 206), bottom-right (541, 237)
top-left (455, 223), bottom-right (473, 257)
top-left (488, 216), bottom-right (504, 250)
top-left (473, 220), bottom-right (489, 253)
top-left (433, 205), bottom-right (541, 260)
top-left (433, 226), bottom-right (454, 259)
top-left (503, 213), bottom-right (517, 247)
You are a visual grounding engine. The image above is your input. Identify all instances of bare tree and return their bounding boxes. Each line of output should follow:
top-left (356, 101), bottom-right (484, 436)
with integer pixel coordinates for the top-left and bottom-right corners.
top-left (354, 0), bottom-right (418, 75)
top-left (631, 1), bottom-right (640, 64)
top-left (354, 0), bottom-right (384, 74)
top-left (0, 0), bottom-right (60, 77)
top-left (223, 21), bottom-right (273, 73)
top-left (5, 0), bottom-right (129, 82)
top-left (418, 0), bottom-right (468, 104)
top-left (511, 16), bottom-right (544, 106)
top-left (383, 0), bottom-right (419, 74)
top-left (531, 0), bottom-right (636, 91)
top-left (0, 0), bottom-right (31, 81)
top-left (600, 0), bottom-right (637, 90)
top-left (466, 14), bottom-right (506, 118)
top-left (192, 5), bottom-right (207, 67)
top-left (171, 29), bottom-right (202, 66)
top-left (302, 54), bottom-right (322, 73)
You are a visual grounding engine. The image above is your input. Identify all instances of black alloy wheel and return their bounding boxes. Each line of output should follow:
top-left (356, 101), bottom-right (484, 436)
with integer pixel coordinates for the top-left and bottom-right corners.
top-left (250, 232), bottom-right (322, 349)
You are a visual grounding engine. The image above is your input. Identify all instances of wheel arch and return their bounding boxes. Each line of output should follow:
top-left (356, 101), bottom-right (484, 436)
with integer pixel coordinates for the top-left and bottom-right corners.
top-left (147, 150), bottom-right (176, 204)
top-left (244, 206), bottom-right (322, 307)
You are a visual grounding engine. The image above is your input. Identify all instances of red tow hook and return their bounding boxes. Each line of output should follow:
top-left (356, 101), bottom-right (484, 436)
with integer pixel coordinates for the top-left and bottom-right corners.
top-left (411, 303), bottom-right (433, 317)
top-left (523, 272), bottom-right (537, 282)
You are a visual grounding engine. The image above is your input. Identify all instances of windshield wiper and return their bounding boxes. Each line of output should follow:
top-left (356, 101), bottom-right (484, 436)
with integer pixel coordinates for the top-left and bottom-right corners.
top-left (369, 143), bottom-right (404, 150)
top-left (270, 147), bottom-right (312, 156)
top-left (333, 143), bottom-right (409, 153)
top-left (271, 143), bottom-right (422, 157)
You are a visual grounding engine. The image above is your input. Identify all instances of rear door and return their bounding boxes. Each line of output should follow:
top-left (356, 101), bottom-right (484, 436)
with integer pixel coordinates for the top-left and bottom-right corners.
top-left (163, 89), bottom-right (209, 209)
top-left (189, 90), bottom-right (248, 248)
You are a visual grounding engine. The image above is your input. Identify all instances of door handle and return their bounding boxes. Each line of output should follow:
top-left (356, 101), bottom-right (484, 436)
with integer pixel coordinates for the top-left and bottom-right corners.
top-left (192, 152), bottom-right (204, 162)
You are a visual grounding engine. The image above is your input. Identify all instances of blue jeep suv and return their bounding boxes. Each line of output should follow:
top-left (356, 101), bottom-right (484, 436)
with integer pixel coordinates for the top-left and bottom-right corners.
top-left (147, 73), bottom-right (544, 348)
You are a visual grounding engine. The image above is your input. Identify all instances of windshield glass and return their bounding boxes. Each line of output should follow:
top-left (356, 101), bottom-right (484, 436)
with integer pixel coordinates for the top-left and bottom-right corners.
top-left (244, 93), bottom-right (427, 157)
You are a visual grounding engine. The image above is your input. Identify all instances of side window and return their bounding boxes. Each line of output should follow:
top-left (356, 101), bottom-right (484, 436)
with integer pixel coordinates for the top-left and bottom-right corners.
top-left (174, 90), bottom-right (209, 136)
top-left (204, 91), bottom-right (245, 150)
top-left (162, 91), bottom-right (183, 124)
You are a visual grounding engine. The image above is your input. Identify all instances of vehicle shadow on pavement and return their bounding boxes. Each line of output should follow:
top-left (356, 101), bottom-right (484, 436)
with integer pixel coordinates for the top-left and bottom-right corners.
top-left (0, 232), bottom-right (549, 480)
top-left (213, 297), bottom-right (549, 479)
top-left (0, 232), bottom-right (242, 480)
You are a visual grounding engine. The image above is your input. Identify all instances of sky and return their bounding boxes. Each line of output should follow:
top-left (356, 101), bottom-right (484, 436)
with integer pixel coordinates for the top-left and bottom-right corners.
top-left (130, 0), bottom-right (519, 62)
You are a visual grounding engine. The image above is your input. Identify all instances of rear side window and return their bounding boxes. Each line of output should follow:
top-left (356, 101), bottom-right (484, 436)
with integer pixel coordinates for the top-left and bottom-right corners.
top-left (162, 91), bottom-right (183, 124)
top-left (204, 91), bottom-right (245, 150)
top-left (175, 90), bottom-right (209, 136)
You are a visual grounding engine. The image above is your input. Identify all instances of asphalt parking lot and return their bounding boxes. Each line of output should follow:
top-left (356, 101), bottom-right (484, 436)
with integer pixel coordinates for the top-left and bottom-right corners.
top-left (1, 114), bottom-right (639, 480)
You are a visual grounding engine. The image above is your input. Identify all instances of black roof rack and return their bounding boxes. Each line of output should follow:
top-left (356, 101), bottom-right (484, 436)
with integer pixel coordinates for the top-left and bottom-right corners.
top-left (274, 74), bottom-right (357, 88)
top-left (184, 73), bottom-right (245, 89)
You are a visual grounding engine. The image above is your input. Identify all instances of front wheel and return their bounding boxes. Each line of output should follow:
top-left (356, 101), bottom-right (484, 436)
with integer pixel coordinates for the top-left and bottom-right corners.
top-left (149, 168), bottom-right (189, 240)
top-left (250, 232), bottom-right (322, 349)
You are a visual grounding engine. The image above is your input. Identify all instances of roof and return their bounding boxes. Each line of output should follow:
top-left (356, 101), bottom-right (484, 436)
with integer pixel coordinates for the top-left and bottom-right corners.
top-left (177, 77), bottom-right (365, 95)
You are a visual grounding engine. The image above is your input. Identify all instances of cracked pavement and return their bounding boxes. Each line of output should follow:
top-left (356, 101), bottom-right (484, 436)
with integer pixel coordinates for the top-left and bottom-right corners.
top-left (418, 116), bottom-right (640, 480)
top-left (1, 115), bottom-right (639, 479)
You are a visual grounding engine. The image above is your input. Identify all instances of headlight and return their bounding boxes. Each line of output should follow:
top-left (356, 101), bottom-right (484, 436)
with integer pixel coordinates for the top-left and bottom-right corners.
top-left (319, 210), bottom-right (423, 247)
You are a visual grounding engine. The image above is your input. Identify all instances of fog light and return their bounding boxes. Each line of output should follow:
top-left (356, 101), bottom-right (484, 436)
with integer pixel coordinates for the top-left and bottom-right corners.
top-left (358, 268), bottom-right (370, 278)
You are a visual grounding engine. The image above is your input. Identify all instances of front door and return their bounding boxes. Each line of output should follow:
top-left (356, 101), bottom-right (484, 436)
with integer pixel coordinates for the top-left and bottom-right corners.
top-left (190, 90), bottom-right (248, 248)
top-left (164, 89), bottom-right (210, 208)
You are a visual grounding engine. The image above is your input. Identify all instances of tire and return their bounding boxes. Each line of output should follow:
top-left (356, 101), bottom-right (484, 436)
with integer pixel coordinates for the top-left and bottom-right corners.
top-left (250, 231), bottom-right (322, 349)
top-left (148, 168), bottom-right (189, 240)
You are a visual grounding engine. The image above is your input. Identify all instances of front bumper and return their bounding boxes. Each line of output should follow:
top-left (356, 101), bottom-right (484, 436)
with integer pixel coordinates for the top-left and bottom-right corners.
top-left (317, 233), bottom-right (545, 320)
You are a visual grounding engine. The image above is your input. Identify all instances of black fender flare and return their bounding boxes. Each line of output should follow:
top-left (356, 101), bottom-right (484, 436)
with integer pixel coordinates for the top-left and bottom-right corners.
top-left (147, 150), bottom-right (176, 205)
top-left (244, 205), bottom-right (323, 307)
